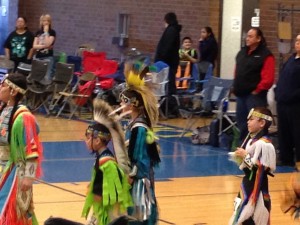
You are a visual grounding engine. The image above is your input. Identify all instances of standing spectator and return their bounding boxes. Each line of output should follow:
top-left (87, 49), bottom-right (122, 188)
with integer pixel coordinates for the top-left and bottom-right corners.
top-left (33, 14), bottom-right (56, 83)
top-left (233, 27), bottom-right (275, 141)
top-left (154, 12), bottom-right (182, 95)
top-left (0, 73), bottom-right (43, 225)
top-left (4, 17), bottom-right (34, 71)
top-left (275, 34), bottom-right (300, 168)
top-left (198, 26), bottom-right (218, 69)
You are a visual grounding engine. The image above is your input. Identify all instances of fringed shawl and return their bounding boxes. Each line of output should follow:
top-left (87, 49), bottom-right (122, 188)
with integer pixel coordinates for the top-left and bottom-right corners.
top-left (10, 106), bottom-right (43, 177)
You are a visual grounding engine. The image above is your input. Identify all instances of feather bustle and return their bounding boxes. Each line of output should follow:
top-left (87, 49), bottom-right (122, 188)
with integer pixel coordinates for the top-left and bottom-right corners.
top-left (93, 99), bottom-right (130, 174)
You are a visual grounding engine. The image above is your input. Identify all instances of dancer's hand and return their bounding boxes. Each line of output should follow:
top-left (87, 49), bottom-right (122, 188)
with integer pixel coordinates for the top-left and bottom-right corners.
top-left (93, 194), bottom-right (102, 202)
top-left (235, 147), bottom-right (247, 158)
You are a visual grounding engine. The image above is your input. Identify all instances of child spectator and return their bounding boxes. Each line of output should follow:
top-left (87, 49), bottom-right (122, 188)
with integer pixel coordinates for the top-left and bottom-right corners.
top-left (179, 36), bottom-right (198, 63)
top-left (176, 37), bottom-right (198, 90)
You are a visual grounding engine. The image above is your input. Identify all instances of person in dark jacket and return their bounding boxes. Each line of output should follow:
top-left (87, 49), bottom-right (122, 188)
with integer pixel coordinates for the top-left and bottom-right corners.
top-left (198, 26), bottom-right (218, 68)
top-left (233, 28), bottom-right (275, 141)
top-left (275, 34), bottom-right (300, 168)
top-left (154, 12), bottom-right (182, 96)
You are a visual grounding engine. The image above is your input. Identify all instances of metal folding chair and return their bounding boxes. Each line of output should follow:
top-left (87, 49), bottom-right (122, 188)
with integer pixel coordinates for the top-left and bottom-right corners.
top-left (42, 62), bottom-right (75, 115)
top-left (25, 60), bottom-right (50, 112)
top-left (146, 61), bottom-right (170, 119)
top-left (56, 72), bottom-right (96, 119)
top-left (179, 77), bottom-right (233, 137)
top-left (0, 57), bottom-right (14, 80)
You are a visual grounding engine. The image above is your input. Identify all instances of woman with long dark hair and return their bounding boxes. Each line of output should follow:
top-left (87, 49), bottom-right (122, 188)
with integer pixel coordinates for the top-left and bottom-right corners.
top-left (198, 26), bottom-right (218, 68)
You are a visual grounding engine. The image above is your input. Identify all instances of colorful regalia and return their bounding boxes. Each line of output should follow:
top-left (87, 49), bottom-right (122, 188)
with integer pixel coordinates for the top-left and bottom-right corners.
top-left (118, 60), bottom-right (161, 225)
top-left (82, 99), bottom-right (132, 225)
top-left (82, 149), bottom-right (132, 225)
top-left (125, 116), bottom-right (160, 224)
top-left (280, 173), bottom-right (300, 224)
top-left (0, 105), bottom-right (43, 225)
top-left (229, 135), bottom-right (276, 225)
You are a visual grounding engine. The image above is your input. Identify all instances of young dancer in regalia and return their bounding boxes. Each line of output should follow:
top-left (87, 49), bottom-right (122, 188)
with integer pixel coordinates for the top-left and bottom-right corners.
top-left (81, 99), bottom-right (132, 225)
top-left (280, 172), bottom-right (300, 225)
top-left (117, 61), bottom-right (160, 225)
top-left (44, 99), bottom-right (132, 225)
top-left (0, 73), bottom-right (43, 225)
top-left (228, 107), bottom-right (276, 225)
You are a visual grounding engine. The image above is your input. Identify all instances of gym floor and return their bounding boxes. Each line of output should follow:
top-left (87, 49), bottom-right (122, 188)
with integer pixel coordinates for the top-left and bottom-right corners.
top-left (34, 114), bottom-right (295, 225)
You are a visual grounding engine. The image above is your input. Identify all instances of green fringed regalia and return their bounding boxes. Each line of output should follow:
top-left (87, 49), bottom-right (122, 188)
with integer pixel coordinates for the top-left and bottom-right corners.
top-left (82, 153), bottom-right (132, 225)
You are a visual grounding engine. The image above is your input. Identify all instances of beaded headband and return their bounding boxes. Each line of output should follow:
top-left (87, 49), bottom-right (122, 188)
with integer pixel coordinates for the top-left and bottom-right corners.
top-left (4, 78), bottom-right (26, 95)
top-left (85, 125), bottom-right (111, 141)
top-left (247, 108), bottom-right (273, 122)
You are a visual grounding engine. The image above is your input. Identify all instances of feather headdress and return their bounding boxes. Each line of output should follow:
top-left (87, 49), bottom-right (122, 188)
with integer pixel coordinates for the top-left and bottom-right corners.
top-left (120, 60), bottom-right (159, 128)
top-left (93, 98), bottom-right (130, 174)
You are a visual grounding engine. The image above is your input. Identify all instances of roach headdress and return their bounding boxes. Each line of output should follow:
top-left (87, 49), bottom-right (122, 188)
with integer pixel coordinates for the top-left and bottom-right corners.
top-left (93, 98), bottom-right (130, 174)
top-left (119, 60), bottom-right (159, 127)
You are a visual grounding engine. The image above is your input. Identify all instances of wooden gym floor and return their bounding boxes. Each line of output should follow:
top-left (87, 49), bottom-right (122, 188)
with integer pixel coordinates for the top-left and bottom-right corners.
top-left (33, 114), bottom-right (296, 225)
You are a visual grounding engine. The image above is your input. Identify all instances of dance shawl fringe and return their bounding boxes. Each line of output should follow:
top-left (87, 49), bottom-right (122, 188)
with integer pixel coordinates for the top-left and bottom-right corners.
top-left (0, 107), bottom-right (42, 225)
top-left (10, 109), bottom-right (43, 177)
top-left (230, 138), bottom-right (275, 225)
top-left (82, 160), bottom-right (132, 225)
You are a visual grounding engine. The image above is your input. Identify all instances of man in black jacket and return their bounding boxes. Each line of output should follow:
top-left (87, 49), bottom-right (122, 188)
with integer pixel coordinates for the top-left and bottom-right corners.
top-left (154, 12), bottom-right (182, 96)
top-left (233, 28), bottom-right (275, 141)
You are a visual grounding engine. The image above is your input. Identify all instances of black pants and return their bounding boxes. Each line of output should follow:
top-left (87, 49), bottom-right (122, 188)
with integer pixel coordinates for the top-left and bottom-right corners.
top-left (168, 65), bottom-right (177, 95)
top-left (236, 92), bottom-right (267, 142)
top-left (277, 102), bottom-right (300, 166)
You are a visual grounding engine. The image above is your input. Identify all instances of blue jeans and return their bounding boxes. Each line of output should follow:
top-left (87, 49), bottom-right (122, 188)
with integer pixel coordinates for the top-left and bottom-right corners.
top-left (236, 91), bottom-right (268, 142)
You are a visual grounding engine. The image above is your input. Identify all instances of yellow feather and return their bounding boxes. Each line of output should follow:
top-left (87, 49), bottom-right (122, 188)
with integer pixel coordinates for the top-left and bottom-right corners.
top-left (127, 71), bottom-right (145, 87)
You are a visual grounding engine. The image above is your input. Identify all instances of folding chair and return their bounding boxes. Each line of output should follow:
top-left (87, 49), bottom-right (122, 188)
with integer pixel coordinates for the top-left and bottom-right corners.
top-left (26, 59), bottom-right (50, 86)
top-left (93, 59), bottom-right (118, 93)
top-left (147, 61), bottom-right (170, 119)
top-left (179, 77), bottom-right (233, 137)
top-left (176, 62), bottom-right (213, 95)
top-left (213, 95), bottom-right (238, 135)
top-left (175, 63), bottom-right (213, 117)
top-left (75, 43), bottom-right (95, 57)
top-left (80, 51), bottom-right (106, 74)
top-left (56, 72), bottom-right (96, 119)
top-left (25, 60), bottom-right (50, 112)
top-left (0, 57), bottom-right (14, 80)
top-left (176, 61), bottom-right (191, 90)
top-left (17, 62), bottom-right (32, 76)
top-left (42, 62), bottom-right (75, 114)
